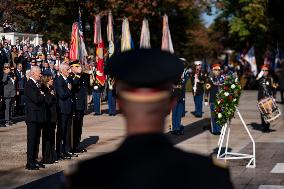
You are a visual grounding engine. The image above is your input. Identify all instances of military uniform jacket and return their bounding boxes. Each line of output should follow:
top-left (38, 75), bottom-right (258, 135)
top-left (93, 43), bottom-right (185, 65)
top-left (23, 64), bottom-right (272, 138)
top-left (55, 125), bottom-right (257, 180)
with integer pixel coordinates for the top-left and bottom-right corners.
top-left (66, 134), bottom-right (233, 189)
top-left (70, 73), bottom-right (89, 111)
top-left (93, 79), bottom-right (103, 93)
top-left (205, 75), bottom-right (222, 103)
top-left (172, 81), bottom-right (183, 103)
top-left (191, 70), bottom-right (206, 95)
top-left (258, 76), bottom-right (273, 101)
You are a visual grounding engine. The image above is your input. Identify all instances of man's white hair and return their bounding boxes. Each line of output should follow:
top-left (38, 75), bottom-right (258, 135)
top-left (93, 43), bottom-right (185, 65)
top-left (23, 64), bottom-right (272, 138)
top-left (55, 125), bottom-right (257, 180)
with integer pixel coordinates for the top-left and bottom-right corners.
top-left (30, 66), bottom-right (41, 74)
top-left (59, 63), bottom-right (69, 72)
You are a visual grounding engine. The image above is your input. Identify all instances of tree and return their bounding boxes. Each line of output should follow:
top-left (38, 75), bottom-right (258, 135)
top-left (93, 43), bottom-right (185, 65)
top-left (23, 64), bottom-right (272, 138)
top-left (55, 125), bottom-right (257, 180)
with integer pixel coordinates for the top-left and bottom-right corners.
top-left (206, 0), bottom-right (273, 67)
top-left (1, 0), bottom-right (206, 61)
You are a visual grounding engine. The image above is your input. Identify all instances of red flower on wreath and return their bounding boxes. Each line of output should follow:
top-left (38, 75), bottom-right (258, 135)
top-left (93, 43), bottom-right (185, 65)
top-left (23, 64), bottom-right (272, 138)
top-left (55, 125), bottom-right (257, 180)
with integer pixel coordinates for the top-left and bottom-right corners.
top-left (224, 86), bottom-right (229, 91)
top-left (216, 107), bottom-right (222, 112)
top-left (228, 95), bottom-right (233, 102)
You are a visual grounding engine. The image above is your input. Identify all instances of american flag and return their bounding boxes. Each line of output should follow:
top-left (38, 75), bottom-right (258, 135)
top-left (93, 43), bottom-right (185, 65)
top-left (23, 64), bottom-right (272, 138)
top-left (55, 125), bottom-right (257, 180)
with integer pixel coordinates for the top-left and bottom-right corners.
top-left (78, 8), bottom-right (88, 64)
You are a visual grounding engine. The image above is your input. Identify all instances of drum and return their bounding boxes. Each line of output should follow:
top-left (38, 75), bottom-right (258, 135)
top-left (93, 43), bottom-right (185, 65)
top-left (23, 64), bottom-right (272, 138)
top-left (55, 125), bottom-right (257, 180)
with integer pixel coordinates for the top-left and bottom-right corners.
top-left (257, 97), bottom-right (281, 123)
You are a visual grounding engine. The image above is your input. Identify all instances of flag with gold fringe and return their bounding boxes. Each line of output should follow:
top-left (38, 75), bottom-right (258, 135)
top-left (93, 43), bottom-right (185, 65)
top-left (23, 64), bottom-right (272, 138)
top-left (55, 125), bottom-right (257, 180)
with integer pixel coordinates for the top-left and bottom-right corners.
top-left (161, 14), bottom-right (174, 53)
top-left (107, 11), bottom-right (115, 58)
top-left (121, 18), bottom-right (134, 52)
top-left (140, 18), bottom-right (151, 49)
top-left (69, 22), bottom-right (79, 60)
top-left (94, 14), bottom-right (106, 86)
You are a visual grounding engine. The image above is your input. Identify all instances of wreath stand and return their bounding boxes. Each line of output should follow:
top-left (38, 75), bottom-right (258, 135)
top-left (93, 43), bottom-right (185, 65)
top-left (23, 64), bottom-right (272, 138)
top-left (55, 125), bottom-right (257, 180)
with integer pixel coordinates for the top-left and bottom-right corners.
top-left (217, 108), bottom-right (256, 168)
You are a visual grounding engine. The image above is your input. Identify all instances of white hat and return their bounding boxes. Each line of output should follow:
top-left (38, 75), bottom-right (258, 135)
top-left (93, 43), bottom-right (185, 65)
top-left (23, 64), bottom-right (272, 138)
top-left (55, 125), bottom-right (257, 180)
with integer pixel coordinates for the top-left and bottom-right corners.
top-left (194, 61), bottom-right (202, 66)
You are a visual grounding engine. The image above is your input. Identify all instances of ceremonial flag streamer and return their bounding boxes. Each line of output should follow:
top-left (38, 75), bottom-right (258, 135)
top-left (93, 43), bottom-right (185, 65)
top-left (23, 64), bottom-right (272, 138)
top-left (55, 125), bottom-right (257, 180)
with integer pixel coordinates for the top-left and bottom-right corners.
top-left (140, 18), bottom-right (151, 49)
top-left (242, 46), bottom-right (257, 76)
top-left (94, 14), bottom-right (106, 85)
top-left (161, 14), bottom-right (174, 53)
top-left (107, 11), bottom-right (115, 58)
top-left (121, 18), bottom-right (134, 52)
top-left (70, 22), bottom-right (79, 60)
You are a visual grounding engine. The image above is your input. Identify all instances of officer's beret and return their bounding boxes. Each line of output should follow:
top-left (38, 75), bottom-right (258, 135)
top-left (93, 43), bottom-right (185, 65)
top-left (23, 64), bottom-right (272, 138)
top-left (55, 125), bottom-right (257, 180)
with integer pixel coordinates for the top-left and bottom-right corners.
top-left (105, 49), bottom-right (184, 88)
top-left (69, 60), bottom-right (80, 67)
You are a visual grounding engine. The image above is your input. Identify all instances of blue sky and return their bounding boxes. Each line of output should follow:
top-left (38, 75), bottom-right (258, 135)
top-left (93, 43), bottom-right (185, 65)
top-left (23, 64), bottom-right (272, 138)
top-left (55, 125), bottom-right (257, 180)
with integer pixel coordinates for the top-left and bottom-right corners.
top-left (201, 7), bottom-right (219, 27)
top-left (202, 13), bottom-right (216, 27)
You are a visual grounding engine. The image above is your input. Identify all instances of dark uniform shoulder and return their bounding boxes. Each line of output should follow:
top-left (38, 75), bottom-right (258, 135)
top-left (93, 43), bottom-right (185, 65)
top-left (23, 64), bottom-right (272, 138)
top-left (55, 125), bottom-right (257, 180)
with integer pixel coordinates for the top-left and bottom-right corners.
top-left (176, 150), bottom-right (233, 189)
top-left (64, 151), bottom-right (118, 189)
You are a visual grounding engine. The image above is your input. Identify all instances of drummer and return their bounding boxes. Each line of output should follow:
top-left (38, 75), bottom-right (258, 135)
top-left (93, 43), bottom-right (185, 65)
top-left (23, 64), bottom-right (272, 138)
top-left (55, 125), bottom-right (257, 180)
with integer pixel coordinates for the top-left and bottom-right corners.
top-left (256, 64), bottom-right (276, 133)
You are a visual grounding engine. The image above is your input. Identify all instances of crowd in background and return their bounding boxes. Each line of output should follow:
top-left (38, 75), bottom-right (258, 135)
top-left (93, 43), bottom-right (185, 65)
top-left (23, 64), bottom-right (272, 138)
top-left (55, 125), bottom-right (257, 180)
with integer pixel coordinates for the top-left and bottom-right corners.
top-left (0, 38), bottom-right (96, 126)
top-left (1, 37), bottom-right (284, 127)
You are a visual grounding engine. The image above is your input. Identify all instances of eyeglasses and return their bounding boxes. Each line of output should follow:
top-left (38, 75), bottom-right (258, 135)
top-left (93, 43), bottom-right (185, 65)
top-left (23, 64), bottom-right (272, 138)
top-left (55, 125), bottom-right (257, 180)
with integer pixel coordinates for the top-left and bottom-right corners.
top-left (213, 69), bottom-right (220, 71)
top-left (262, 70), bottom-right (269, 72)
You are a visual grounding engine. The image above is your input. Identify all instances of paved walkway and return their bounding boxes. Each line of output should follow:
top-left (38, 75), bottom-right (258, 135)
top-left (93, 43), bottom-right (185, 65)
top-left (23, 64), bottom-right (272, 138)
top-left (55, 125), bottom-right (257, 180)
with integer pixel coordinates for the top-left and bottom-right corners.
top-left (0, 91), bottom-right (284, 189)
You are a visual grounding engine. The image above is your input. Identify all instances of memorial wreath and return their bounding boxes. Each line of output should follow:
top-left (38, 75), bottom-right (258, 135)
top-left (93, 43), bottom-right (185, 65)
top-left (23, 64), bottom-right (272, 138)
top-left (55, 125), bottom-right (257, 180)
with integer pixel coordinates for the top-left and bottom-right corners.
top-left (214, 74), bottom-right (242, 126)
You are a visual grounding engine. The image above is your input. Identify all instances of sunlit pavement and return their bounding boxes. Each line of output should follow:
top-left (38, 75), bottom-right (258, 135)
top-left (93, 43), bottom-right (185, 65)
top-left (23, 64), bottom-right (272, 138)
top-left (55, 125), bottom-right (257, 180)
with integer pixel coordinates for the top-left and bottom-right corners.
top-left (0, 91), bottom-right (284, 189)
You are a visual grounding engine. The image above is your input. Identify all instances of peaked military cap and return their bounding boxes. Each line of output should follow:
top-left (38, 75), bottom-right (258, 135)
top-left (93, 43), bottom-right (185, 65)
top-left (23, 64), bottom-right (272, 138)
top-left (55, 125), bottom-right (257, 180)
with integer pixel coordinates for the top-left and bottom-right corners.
top-left (69, 60), bottom-right (80, 67)
top-left (106, 48), bottom-right (184, 88)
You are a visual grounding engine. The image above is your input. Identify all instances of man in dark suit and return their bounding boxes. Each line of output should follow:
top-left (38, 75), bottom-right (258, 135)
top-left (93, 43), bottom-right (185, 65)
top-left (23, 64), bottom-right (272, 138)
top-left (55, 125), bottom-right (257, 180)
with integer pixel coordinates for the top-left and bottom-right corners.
top-left (15, 63), bottom-right (25, 115)
top-left (69, 60), bottom-right (88, 153)
top-left (2, 63), bottom-right (16, 126)
top-left (65, 49), bottom-right (234, 189)
top-left (24, 66), bottom-right (46, 170)
top-left (55, 63), bottom-right (74, 159)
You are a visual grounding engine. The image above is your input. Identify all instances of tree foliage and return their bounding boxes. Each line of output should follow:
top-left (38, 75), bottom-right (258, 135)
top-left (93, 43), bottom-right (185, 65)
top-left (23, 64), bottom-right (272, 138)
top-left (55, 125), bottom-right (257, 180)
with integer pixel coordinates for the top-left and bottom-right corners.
top-left (1, 0), bottom-right (210, 61)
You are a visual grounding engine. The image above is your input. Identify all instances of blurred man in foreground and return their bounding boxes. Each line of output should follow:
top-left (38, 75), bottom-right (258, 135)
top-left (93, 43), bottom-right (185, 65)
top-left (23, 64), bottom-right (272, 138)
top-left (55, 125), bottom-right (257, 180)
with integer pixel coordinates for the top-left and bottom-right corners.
top-left (64, 49), bottom-right (234, 189)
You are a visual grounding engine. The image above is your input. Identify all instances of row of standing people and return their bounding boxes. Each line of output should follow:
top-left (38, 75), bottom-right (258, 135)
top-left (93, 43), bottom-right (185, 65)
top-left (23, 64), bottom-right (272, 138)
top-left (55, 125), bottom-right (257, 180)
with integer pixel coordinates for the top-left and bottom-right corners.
top-left (24, 61), bottom-right (89, 170)
top-left (170, 60), bottom-right (223, 136)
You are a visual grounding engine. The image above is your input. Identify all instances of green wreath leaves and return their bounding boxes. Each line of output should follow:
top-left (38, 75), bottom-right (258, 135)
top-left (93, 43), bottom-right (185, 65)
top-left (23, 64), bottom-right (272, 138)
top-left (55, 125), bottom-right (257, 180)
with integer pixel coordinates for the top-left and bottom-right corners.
top-left (214, 74), bottom-right (242, 126)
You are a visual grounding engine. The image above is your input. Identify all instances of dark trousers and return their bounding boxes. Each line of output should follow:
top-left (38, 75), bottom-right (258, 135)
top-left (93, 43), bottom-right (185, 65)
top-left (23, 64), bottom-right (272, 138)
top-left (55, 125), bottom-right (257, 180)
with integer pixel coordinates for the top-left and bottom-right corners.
top-left (261, 115), bottom-right (270, 131)
top-left (181, 90), bottom-right (186, 117)
top-left (42, 122), bottom-right (57, 163)
top-left (16, 92), bottom-right (25, 115)
top-left (92, 90), bottom-right (101, 114)
top-left (108, 91), bottom-right (116, 115)
top-left (4, 98), bottom-right (12, 121)
top-left (26, 122), bottom-right (42, 164)
top-left (56, 114), bottom-right (72, 155)
top-left (194, 94), bottom-right (203, 117)
top-left (281, 90), bottom-right (284, 103)
top-left (210, 103), bottom-right (221, 134)
top-left (172, 101), bottom-right (183, 131)
top-left (73, 110), bottom-right (84, 151)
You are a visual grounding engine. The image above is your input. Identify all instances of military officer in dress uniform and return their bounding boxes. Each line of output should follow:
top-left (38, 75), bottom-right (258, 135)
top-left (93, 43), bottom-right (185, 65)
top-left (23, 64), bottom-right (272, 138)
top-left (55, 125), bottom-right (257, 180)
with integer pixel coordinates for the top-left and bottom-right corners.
top-left (256, 64), bottom-right (276, 133)
top-left (205, 63), bottom-right (223, 135)
top-left (69, 60), bottom-right (88, 153)
top-left (191, 60), bottom-right (206, 118)
top-left (107, 76), bottom-right (116, 116)
top-left (64, 49), bottom-right (234, 189)
top-left (171, 78), bottom-right (184, 135)
top-left (180, 58), bottom-right (191, 117)
top-left (92, 71), bottom-right (103, 115)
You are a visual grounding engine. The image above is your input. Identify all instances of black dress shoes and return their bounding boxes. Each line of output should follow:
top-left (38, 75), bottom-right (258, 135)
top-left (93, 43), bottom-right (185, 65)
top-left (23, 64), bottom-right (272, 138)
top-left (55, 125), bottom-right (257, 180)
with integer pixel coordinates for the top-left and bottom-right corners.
top-left (67, 152), bottom-right (79, 157)
top-left (72, 148), bottom-right (87, 153)
top-left (35, 160), bottom-right (45, 168)
top-left (25, 162), bottom-right (39, 170)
